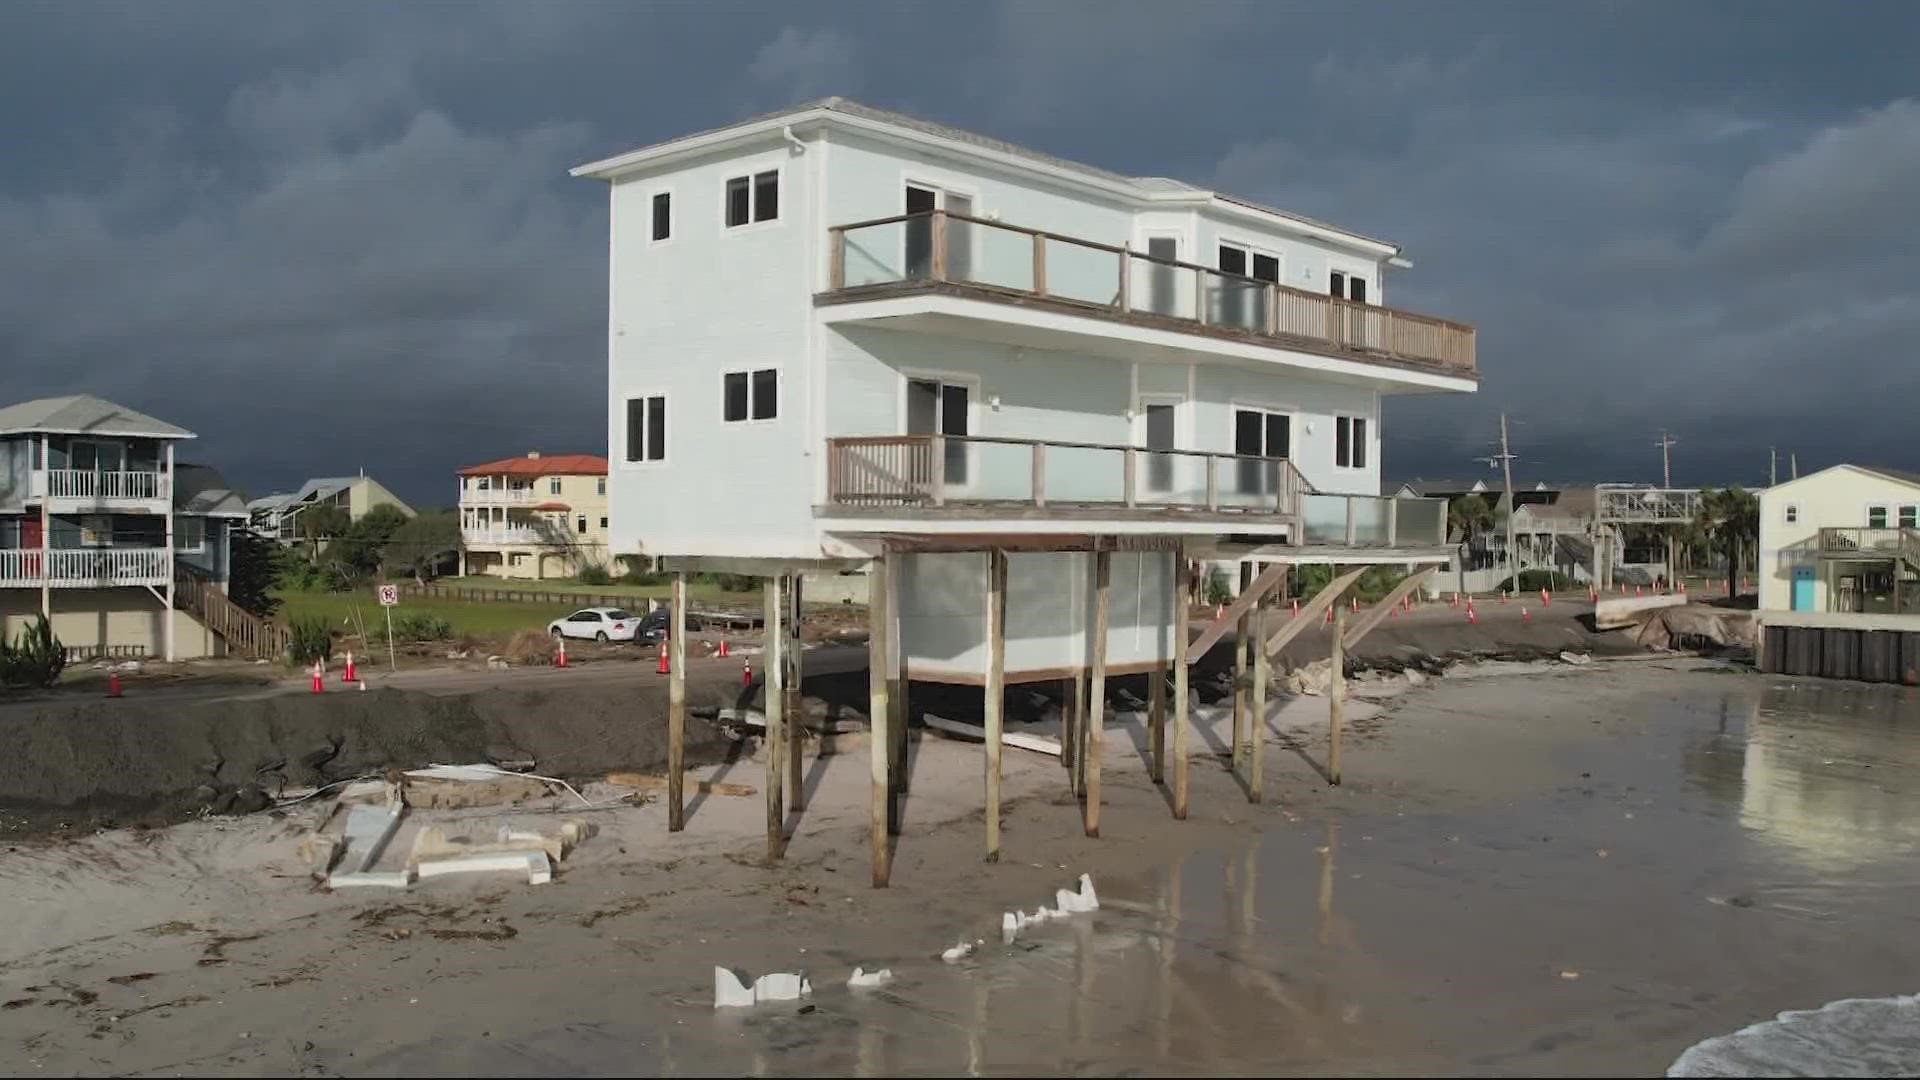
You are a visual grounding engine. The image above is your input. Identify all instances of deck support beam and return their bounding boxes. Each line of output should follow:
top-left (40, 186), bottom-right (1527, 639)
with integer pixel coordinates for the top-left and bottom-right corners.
top-left (763, 574), bottom-right (785, 861)
top-left (985, 549), bottom-right (1007, 861)
top-left (667, 571), bottom-right (687, 832)
top-left (1172, 551), bottom-right (1191, 819)
top-left (1085, 549), bottom-right (1109, 837)
top-left (868, 551), bottom-right (892, 887)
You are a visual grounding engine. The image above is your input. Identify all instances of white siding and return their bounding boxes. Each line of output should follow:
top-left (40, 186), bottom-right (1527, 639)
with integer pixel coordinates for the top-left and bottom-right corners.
top-left (604, 137), bottom-right (822, 559)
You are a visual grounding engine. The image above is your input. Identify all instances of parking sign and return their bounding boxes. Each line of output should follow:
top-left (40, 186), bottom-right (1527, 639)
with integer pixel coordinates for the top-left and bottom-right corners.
top-left (377, 584), bottom-right (399, 607)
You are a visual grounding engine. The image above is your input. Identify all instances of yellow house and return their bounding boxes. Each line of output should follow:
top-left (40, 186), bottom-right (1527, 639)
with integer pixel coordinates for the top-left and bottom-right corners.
top-left (457, 452), bottom-right (611, 579)
top-left (1758, 464), bottom-right (1920, 614)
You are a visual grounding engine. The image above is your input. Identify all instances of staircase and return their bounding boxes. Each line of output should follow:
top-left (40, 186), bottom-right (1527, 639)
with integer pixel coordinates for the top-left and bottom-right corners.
top-left (175, 565), bottom-right (290, 660)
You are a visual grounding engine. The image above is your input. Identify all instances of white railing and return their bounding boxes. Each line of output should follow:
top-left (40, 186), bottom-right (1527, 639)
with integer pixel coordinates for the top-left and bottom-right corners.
top-left (33, 469), bottom-right (168, 501)
top-left (0, 547), bottom-right (172, 588)
top-left (462, 526), bottom-right (552, 546)
top-left (460, 488), bottom-right (539, 506)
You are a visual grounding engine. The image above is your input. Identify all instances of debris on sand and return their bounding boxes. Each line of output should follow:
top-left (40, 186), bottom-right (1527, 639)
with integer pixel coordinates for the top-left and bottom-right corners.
top-left (848, 967), bottom-right (893, 989)
top-left (713, 967), bottom-right (813, 1008)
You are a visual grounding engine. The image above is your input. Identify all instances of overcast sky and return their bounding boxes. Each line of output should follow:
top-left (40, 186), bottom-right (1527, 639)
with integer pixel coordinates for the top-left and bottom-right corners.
top-left (3, 1), bottom-right (1914, 504)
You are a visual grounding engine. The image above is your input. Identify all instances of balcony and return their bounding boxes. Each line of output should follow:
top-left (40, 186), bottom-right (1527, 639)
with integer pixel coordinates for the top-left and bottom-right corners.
top-left (0, 547), bottom-right (173, 588)
top-left (1819, 527), bottom-right (1920, 567)
top-left (29, 468), bottom-right (169, 504)
top-left (461, 525), bottom-right (553, 546)
top-left (461, 488), bottom-right (540, 507)
top-left (821, 435), bottom-right (1446, 546)
top-left (822, 211), bottom-right (1476, 380)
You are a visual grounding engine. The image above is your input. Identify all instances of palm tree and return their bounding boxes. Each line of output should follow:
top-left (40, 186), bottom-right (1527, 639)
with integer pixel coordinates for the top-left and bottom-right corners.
top-left (1696, 487), bottom-right (1759, 599)
top-left (1448, 493), bottom-right (1496, 547)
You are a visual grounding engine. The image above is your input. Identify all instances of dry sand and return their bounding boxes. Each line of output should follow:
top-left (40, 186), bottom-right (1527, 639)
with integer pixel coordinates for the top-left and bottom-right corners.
top-left (6, 656), bottom-right (1910, 1075)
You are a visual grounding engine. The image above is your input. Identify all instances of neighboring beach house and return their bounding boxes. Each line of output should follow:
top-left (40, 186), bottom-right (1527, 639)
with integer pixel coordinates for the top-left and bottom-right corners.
top-left (1759, 465), bottom-right (1920, 615)
top-left (574, 96), bottom-right (1477, 680)
top-left (248, 473), bottom-right (412, 541)
top-left (0, 394), bottom-right (273, 660)
top-left (457, 452), bottom-right (611, 579)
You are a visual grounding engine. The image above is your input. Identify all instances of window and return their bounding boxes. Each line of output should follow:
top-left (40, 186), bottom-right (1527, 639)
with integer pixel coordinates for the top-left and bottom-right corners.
top-left (1335, 415), bottom-right (1369, 469)
top-left (596, 477), bottom-right (606, 496)
top-left (599, 516), bottom-right (608, 529)
top-left (577, 515), bottom-right (588, 535)
top-left (625, 395), bottom-right (666, 462)
top-left (723, 368), bottom-right (778, 422)
top-left (476, 476), bottom-right (491, 491)
top-left (1869, 505), bottom-right (1889, 529)
top-left (549, 477), bottom-right (562, 495)
top-left (1784, 503), bottom-right (1799, 525)
top-left (1233, 407), bottom-right (1292, 494)
top-left (650, 192), bottom-right (671, 242)
top-left (175, 517), bottom-right (206, 553)
top-left (725, 169), bottom-right (779, 227)
top-left (1902, 505), bottom-right (1918, 529)
top-left (907, 376), bottom-right (971, 486)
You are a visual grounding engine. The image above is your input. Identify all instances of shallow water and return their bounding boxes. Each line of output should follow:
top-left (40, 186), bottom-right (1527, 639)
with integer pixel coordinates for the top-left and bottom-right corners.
top-left (364, 673), bottom-right (1920, 1076)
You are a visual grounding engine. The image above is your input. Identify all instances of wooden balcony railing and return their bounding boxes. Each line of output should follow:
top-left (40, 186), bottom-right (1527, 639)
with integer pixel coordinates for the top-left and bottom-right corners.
top-left (823, 434), bottom-right (1449, 546)
top-left (1819, 526), bottom-right (1920, 568)
top-left (825, 210), bottom-right (1476, 375)
top-left (33, 468), bottom-right (167, 501)
top-left (0, 547), bottom-right (172, 588)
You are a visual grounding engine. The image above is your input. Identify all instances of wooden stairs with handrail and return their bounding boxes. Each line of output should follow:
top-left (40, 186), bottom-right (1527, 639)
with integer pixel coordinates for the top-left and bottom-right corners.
top-left (175, 565), bottom-right (290, 660)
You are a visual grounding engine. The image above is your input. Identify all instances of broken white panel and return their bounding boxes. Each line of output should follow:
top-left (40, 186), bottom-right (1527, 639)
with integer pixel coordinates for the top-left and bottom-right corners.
top-left (923, 713), bottom-right (1063, 757)
top-left (714, 967), bottom-right (755, 1008)
top-left (753, 972), bottom-right (812, 1002)
top-left (1002, 911), bottom-right (1020, 945)
top-left (848, 967), bottom-right (893, 989)
top-left (326, 870), bottom-right (413, 889)
top-left (940, 940), bottom-right (975, 963)
top-left (340, 804), bottom-right (404, 874)
top-left (416, 851), bottom-right (553, 886)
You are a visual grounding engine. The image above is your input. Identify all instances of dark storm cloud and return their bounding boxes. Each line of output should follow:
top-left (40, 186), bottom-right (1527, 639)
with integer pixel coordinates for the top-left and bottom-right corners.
top-left (0, 0), bottom-right (1913, 501)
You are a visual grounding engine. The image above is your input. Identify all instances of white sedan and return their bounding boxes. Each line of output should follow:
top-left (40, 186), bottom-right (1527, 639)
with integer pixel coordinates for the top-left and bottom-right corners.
top-left (547, 607), bottom-right (641, 643)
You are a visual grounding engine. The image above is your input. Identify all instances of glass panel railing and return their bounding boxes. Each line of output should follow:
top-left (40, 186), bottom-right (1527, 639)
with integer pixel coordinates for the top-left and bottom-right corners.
top-left (1394, 498), bottom-right (1445, 546)
top-left (1215, 458), bottom-right (1283, 510)
top-left (1042, 238), bottom-right (1123, 307)
top-left (1043, 443), bottom-right (1125, 504)
top-left (1301, 494), bottom-right (1350, 545)
top-left (1351, 497), bottom-right (1390, 545)
top-left (952, 439), bottom-right (1033, 503)
top-left (1128, 255), bottom-right (1199, 320)
top-left (1205, 277), bottom-right (1268, 333)
top-left (958, 224), bottom-right (1034, 292)
top-left (1132, 451), bottom-right (1209, 507)
top-left (841, 220), bottom-right (909, 287)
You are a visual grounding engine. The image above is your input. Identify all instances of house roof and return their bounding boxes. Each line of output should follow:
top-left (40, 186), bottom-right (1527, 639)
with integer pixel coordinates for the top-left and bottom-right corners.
top-left (1762, 463), bottom-right (1920, 498)
top-left (571, 97), bottom-right (1398, 255)
top-left (173, 463), bottom-right (249, 517)
top-left (458, 454), bottom-right (608, 477)
top-left (0, 394), bottom-right (195, 439)
top-left (1395, 478), bottom-right (1492, 497)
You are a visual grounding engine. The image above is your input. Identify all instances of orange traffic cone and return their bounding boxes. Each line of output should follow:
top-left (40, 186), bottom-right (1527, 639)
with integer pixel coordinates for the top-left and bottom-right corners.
top-left (1540, 588), bottom-right (1551, 607)
top-left (1291, 598), bottom-right (1301, 619)
top-left (717, 638), bottom-right (731, 658)
top-left (743, 656), bottom-right (753, 687)
top-left (1500, 590), bottom-right (1508, 604)
top-left (1635, 585), bottom-right (1643, 598)
top-left (342, 650), bottom-right (357, 683)
top-left (1324, 604), bottom-right (1334, 625)
top-left (1467, 604), bottom-right (1479, 624)
top-left (1522, 606), bottom-right (1531, 622)
top-left (310, 661), bottom-right (324, 694)
top-left (1451, 592), bottom-right (1460, 608)
top-left (656, 645), bottom-right (670, 675)
top-left (107, 672), bottom-right (122, 698)
top-left (555, 637), bottom-right (568, 668)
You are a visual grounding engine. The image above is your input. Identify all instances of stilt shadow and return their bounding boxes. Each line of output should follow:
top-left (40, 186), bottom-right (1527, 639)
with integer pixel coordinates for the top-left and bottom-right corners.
top-left (681, 735), bottom-right (747, 826)
top-left (1266, 711), bottom-right (1335, 785)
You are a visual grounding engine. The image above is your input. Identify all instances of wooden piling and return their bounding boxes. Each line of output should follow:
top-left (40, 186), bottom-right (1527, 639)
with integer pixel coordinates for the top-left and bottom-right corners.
top-left (1250, 595), bottom-right (1268, 803)
top-left (1329, 602), bottom-right (1346, 786)
top-left (786, 574), bottom-right (805, 811)
top-left (1172, 553), bottom-right (1191, 819)
top-left (1148, 656), bottom-right (1166, 785)
top-left (1086, 549), bottom-right (1110, 838)
top-left (667, 570), bottom-right (688, 832)
top-left (889, 560), bottom-right (907, 813)
top-left (984, 549), bottom-right (1007, 861)
top-left (763, 574), bottom-right (785, 860)
top-left (868, 552), bottom-right (892, 887)
top-left (1071, 665), bottom-right (1088, 798)
top-left (1234, 562), bottom-right (1252, 770)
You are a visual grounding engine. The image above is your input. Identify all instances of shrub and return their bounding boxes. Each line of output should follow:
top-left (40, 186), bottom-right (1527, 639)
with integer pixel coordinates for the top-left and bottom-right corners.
top-left (0, 615), bottom-right (66, 688)
top-left (621, 569), bottom-right (668, 586)
top-left (1495, 569), bottom-right (1576, 593)
top-left (288, 615), bottom-right (334, 665)
top-left (715, 573), bottom-right (756, 593)
top-left (1205, 568), bottom-right (1232, 606)
top-left (576, 564), bottom-right (613, 586)
top-left (382, 613), bottom-right (453, 642)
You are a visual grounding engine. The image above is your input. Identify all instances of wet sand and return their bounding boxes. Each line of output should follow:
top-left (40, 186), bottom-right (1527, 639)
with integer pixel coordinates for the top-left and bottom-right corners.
top-left (4, 659), bottom-right (1918, 1075)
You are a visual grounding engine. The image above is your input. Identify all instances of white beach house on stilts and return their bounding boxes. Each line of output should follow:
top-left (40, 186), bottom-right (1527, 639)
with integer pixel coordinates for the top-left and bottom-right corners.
top-left (573, 99), bottom-right (1478, 884)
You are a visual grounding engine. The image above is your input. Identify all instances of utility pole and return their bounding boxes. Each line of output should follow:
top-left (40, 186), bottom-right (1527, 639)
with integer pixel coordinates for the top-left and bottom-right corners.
top-left (1791, 452), bottom-right (1798, 480)
top-left (1656, 430), bottom-right (1679, 588)
top-left (1488, 414), bottom-right (1518, 585)
top-left (1770, 447), bottom-right (1778, 488)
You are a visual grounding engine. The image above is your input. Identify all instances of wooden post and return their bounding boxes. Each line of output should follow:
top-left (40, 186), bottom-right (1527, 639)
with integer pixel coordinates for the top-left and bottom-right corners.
top-left (1086, 549), bottom-right (1110, 838)
top-left (830, 228), bottom-right (846, 289)
top-left (931, 209), bottom-right (948, 281)
top-left (1032, 231), bottom-right (1047, 295)
top-left (1149, 653), bottom-right (1167, 785)
top-left (1329, 602), bottom-right (1346, 786)
top-left (1117, 242), bottom-right (1131, 312)
top-left (763, 574), bottom-right (785, 860)
top-left (1071, 662), bottom-right (1088, 797)
top-left (786, 574), bottom-right (805, 811)
top-left (1172, 552), bottom-right (1191, 819)
top-left (985, 549), bottom-right (1006, 861)
top-left (668, 571), bottom-right (688, 832)
top-left (1250, 591), bottom-right (1269, 803)
top-left (1123, 447), bottom-right (1138, 507)
top-left (868, 552), bottom-right (892, 887)
top-left (1205, 456), bottom-right (1219, 510)
top-left (1031, 443), bottom-right (1047, 507)
top-left (890, 558), bottom-right (908, 809)
top-left (1233, 562), bottom-right (1252, 771)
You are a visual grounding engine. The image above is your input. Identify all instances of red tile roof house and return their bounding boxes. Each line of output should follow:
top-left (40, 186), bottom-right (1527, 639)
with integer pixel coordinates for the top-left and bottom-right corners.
top-left (456, 452), bottom-right (612, 580)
